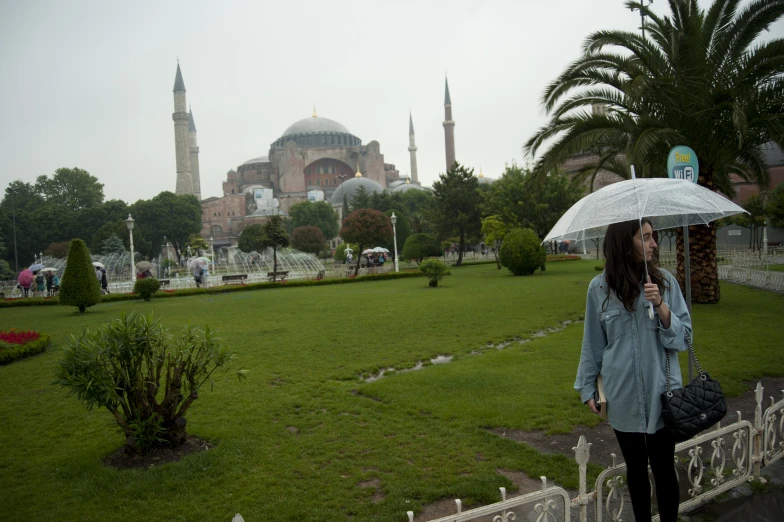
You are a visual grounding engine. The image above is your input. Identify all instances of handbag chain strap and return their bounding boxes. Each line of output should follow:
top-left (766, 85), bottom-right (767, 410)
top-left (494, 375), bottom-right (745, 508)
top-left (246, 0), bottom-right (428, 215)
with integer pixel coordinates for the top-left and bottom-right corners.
top-left (664, 329), bottom-right (704, 396)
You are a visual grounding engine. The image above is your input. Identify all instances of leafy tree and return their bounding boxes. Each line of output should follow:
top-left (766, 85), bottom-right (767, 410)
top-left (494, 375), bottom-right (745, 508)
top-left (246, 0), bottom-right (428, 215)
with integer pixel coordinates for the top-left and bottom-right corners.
top-left (408, 212), bottom-right (431, 234)
top-left (734, 195), bottom-right (767, 250)
top-left (0, 260), bottom-right (14, 280)
top-left (339, 209), bottom-right (393, 276)
top-left (500, 228), bottom-right (546, 276)
top-left (419, 259), bottom-right (450, 287)
top-left (432, 162), bottom-right (482, 266)
top-left (350, 185), bottom-right (372, 211)
top-left (401, 233), bottom-right (441, 264)
top-left (261, 215), bottom-right (290, 281)
top-left (91, 219), bottom-right (150, 258)
top-left (768, 185), bottom-right (784, 228)
top-left (238, 224), bottom-right (266, 253)
top-left (524, 0), bottom-right (784, 303)
top-left (398, 189), bottom-right (436, 217)
top-left (481, 216), bottom-right (509, 270)
top-left (382, 209), bottom-right (410, 260)
top-left (100, 235), bottom-right (126, 255)
top-left (369, 191), bottom-right (403, 214)
top-left (187, 234), bottom-right (210, 255)
top-left (291, 226), bottom-right (326, 255)
top-left (0, 181), bottom-right (45, 266)
top-left (132, 192), bottom-right (202, 261)
top-left (288, 201), bottom-right (339, 240)
top-left (59, 238), bottom-right (101, 313)
top-left (44, 241), bottom-right (70, 258)
top-left (34, 167), bottom-right (104, 211)
top-left (55, 312), bottom-right (243, 454)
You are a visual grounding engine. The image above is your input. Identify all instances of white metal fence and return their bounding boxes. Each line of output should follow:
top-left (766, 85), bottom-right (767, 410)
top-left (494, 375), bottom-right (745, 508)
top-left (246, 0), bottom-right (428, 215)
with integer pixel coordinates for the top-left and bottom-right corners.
top-left (404, 381), bottom-right (784, 522)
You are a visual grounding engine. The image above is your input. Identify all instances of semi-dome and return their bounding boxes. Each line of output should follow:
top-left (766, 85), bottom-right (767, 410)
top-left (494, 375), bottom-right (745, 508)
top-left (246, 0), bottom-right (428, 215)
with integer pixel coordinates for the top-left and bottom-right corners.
top-left (281, 116), bottom-right (351, 138)
top-left (391, 178), bottom-right (430, 193)
top-left (242, 156), bottom-right (269, 165)
top-left (331, 173), bottom-right (383, 205)
top-left (388, 179), bottom-right (407, 189)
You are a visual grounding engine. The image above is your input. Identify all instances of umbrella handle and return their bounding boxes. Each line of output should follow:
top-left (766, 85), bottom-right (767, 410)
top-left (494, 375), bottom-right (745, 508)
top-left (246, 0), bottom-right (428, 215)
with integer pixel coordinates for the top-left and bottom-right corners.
top-left (647, 301), bottom-right (654, 320)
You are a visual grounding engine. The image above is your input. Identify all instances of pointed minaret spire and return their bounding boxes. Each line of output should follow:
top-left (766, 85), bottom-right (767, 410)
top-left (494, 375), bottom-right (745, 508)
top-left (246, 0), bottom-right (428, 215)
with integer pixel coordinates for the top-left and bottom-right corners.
top-left (173, 61), bottom-right (192, 195)
top-left (443, 75), bottom-right (456, 171)
top-left (188, 106), bottom-right (196, 132)
top-left (188, 107), bottom-right (201, 200)
top-left (173, 63), bottom-right (186, 92)
top-left (408, 111), bottom-right (419, 184)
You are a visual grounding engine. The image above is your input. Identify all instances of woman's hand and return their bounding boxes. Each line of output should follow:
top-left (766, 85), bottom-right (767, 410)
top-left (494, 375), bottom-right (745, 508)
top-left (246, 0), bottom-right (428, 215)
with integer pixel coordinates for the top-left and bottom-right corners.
top-left (643, 275), bottom-right (662, 307)
top-left (586, 398), bottom-right (600, 415)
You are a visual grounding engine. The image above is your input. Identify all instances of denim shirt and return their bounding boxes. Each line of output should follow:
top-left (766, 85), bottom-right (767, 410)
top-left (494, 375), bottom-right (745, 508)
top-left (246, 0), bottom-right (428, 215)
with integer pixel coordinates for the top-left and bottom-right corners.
top-left (574, 269), bottom-right (692, 434)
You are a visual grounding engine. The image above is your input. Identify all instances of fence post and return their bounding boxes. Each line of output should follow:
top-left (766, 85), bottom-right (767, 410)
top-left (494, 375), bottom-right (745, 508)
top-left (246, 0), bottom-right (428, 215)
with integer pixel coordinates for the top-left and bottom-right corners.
top-left (573, 435), bottom-right (592, 522)
top-left (753, 382), bottom-right (764, 477)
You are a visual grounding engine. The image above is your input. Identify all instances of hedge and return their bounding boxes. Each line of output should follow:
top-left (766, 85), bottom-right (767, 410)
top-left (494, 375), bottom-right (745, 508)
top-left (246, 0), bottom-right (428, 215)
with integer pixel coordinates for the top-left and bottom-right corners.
top-left (0, 271), bottom-right (425, 308)
top-left (0, 332), bottom-right (51, 365)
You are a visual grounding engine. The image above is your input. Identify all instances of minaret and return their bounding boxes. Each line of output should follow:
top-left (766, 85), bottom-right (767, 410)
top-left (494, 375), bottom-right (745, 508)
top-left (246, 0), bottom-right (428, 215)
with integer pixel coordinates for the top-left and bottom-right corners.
top-left (443, 76), bottom-right (456, 171)
top-left (172, 63), bottom-right (193, 195)
top-left (188, 107), bottom-right (201, 200)
top-left (408, 112), bottom-right (419, 184)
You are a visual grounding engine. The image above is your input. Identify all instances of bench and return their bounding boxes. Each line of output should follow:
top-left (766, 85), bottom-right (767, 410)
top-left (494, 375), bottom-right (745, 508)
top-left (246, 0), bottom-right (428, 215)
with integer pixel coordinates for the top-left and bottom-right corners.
top-left (267, 271), bottom-right (289, 282)
top-left (159, 279), bottom-right (171, 288)
top-left (222, 274), bottom-right (248, 285)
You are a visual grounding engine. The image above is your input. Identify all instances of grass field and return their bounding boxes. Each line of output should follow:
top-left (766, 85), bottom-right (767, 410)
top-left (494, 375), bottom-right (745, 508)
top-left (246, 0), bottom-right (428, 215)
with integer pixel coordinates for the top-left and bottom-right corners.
top-left (1, 261), bottom-right (782, 521)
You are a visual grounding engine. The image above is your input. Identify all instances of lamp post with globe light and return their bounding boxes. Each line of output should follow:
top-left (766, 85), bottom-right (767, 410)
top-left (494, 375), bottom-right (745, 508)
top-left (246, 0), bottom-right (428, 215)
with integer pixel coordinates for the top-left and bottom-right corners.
top-left (210, 236), bottom-right (216, 273)
top-left (125, 214), bottom-right (136, 282)
top-left (390, 212), bottom-right (399, 273)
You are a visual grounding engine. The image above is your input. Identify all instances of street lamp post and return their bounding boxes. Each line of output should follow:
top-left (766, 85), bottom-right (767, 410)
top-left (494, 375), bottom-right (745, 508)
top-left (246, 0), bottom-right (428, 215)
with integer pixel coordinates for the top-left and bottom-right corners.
top-left (390, 212), bottom-right (399, 273)
top-left (125, 214), bottom-right (136, 282)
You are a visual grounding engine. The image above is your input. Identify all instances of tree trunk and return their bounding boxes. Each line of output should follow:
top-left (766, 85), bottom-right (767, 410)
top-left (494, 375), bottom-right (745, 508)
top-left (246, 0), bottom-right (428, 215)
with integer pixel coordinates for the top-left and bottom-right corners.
top-left (354, 244), bottom-right (363, 276)
top-left (676, 223), bottom-right (720, 304)
top-left (456, 229), bottom-right (465, 267)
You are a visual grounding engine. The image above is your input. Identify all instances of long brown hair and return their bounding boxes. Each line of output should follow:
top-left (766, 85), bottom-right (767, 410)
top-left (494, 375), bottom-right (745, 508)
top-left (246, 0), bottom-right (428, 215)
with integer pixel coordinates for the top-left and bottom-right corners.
top-left (602, 218), bottom-right (667, 312)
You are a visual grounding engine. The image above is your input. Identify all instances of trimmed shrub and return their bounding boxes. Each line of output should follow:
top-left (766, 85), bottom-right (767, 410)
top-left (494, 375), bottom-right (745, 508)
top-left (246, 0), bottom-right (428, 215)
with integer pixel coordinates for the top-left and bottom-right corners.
top-left (401, 233), bottom-right (441, 264)
top-left (59, 238), bottom-right (101, 313)
top-left (0, 331), bottom-right (50, 365)
top-left (418, 259), bottom-right (450, 287)
top-left (499, 228), bottom-right (546, 276)
top-left (133, 278), bottom-right (161, 301)
top-left (55, 312), bottom-right (244, 454)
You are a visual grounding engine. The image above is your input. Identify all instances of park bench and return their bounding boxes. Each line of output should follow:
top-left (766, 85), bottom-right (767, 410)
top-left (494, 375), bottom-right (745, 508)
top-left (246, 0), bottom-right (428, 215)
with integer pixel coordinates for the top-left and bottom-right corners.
top-left (267, 271), bottom-right (289, 282)
top-left (159, 279), bottom-right (171, 288)
top-left (222, 274), bottom-right (248, 285)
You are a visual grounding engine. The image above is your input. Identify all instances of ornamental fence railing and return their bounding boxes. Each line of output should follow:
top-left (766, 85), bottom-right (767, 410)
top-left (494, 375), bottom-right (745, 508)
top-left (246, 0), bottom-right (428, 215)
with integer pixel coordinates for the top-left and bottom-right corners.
top-left (400, 381), bottom-right (784, 522)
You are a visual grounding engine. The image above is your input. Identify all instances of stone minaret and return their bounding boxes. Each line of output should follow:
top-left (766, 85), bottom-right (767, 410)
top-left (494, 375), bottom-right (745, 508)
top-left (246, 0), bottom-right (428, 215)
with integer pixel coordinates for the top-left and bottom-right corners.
top-left (408, 112), bottom-right (419, 184)
top-left (188, 108), bottom-right (201, 200)
top-left (443, 77), bottom-right (456, 171)
top-left (173, 63), bottom-right (193, 195)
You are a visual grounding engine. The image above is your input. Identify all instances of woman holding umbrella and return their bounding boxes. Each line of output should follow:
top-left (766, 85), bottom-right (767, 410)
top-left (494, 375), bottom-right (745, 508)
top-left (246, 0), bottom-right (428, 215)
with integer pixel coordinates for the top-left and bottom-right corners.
top-left (575, 218), bottom-right (691, 522)
top-left (17, 267), bottom-right (33, 298)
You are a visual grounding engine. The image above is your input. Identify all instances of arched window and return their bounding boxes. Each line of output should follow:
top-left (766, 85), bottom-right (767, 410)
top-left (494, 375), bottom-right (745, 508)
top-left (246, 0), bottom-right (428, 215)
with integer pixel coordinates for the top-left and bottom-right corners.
top-left (211, 225), bottom-right (223, 236)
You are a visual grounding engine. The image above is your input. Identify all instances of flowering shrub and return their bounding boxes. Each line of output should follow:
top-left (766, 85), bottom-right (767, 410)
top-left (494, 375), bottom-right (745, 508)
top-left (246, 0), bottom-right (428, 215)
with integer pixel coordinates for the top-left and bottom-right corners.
top-left (0, 329), bottom-right (41, 345)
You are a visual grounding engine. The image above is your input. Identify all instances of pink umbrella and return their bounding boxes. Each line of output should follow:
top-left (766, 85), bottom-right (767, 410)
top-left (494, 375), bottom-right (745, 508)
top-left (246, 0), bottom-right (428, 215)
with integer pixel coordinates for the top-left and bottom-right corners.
top-left (17, 269), bottom-right (33, 287)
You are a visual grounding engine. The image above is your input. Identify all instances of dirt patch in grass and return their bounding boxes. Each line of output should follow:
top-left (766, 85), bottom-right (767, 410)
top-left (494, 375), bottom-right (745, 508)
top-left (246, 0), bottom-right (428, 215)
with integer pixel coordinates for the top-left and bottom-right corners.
top-left (103, 436), bottom-right (213, 470)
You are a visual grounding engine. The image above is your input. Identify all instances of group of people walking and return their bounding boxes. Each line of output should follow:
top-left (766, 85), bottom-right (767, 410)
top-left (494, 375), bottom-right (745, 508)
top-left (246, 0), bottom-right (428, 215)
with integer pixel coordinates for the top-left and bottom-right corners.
top-left (16, 267), bottom-right (59, 297)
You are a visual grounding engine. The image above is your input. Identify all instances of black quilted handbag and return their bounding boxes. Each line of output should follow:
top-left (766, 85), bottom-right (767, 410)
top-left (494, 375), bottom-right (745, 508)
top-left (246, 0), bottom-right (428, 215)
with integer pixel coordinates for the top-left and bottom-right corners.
top-left (660, 331), bottom-right (727, 442)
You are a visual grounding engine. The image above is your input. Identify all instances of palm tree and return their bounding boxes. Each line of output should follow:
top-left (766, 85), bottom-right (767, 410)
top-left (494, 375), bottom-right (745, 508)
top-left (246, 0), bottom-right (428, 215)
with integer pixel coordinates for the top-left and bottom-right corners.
top-left (524, 0), bottom-right (784, 303)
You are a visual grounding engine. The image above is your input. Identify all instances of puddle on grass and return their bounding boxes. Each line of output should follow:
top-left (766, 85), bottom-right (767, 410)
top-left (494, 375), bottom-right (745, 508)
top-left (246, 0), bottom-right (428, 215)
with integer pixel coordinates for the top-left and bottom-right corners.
top-left (363, 319), bottom-right (580, 383)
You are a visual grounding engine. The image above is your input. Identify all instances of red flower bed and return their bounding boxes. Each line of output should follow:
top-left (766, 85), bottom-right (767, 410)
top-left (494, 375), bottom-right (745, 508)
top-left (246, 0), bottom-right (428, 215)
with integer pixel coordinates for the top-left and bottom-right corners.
top-left (0, 329), bottom-right (41, 345)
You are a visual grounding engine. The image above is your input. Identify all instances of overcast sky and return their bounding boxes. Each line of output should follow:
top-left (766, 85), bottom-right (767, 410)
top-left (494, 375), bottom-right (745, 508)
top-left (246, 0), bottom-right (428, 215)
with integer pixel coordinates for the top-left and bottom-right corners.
top-left (1, 0), bottom-right (782, 204)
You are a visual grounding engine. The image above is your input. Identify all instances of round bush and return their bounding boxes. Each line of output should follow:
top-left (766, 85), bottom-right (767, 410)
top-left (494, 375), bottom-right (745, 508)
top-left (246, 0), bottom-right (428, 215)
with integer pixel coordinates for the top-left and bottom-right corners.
top-left (401, 233), bottom-right (441, 263)
top-left (133, 278), bottom-right (161, 301)
top-left (59, 238), bottom-right (101, 313)
top-left (418, 259), bottom-right (450, 287)
top-left (499, 228), bottom-right (546, 276)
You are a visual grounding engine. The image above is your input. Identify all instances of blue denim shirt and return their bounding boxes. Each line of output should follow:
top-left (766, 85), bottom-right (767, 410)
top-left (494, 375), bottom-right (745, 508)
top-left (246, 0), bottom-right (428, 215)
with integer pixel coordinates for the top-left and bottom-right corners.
top-left (574, 269), bottom-right (692, 433)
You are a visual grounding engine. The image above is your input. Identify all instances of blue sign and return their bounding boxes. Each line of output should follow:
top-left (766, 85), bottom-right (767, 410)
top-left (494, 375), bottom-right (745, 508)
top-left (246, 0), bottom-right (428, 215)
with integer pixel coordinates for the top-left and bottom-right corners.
top-left (667, 145), bottom-right (699, 183)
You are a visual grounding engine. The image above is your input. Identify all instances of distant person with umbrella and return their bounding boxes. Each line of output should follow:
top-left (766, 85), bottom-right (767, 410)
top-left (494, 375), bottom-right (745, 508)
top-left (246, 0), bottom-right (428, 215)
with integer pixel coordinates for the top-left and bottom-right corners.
top-left (100, 268), bottom-right (109, 294)
top-left (17, 267), bottom-right (33, 298)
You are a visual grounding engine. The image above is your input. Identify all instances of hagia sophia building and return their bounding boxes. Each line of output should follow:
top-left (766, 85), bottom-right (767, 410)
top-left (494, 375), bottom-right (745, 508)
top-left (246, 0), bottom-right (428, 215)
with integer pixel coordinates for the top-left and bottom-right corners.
top-left (170, 63), bottom-right (458, 249)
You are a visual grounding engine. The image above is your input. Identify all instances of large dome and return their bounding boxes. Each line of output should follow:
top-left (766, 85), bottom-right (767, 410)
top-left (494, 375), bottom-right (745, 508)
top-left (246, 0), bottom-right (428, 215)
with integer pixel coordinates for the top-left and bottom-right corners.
top-left (331, 175), bottom-right (384, 205)
top-left (281, 116), bottom-right (351, 139)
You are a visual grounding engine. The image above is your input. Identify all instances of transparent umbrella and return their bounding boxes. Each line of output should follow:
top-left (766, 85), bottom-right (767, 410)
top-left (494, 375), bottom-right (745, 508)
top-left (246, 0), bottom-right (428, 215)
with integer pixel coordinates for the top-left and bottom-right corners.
top-left (544, 176), bottom-right (746, 319)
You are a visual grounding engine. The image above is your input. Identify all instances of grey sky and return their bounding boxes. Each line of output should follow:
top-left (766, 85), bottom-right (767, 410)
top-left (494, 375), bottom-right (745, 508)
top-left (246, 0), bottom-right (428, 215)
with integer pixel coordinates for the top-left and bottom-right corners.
top-left (1, 0), bottom-right (782, 204)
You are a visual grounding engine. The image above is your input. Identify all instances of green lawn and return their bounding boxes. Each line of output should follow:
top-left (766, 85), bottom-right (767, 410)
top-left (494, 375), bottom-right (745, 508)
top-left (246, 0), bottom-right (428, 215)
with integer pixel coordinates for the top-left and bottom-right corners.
top-left (1, 262), bottom-right (782, 521)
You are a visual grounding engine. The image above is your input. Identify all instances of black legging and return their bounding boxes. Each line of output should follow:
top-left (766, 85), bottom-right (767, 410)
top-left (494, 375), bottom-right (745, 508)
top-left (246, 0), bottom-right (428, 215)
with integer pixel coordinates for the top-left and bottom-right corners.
top-left (614, 427), bottom-right (679, 522)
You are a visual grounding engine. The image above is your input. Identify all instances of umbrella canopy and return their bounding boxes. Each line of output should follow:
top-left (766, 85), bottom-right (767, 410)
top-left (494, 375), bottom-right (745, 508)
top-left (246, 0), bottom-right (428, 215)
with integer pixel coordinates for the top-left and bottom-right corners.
top-left (136, 261), bottom-right (153, 271)
top-left (40, 267), bottom-right (58, 273)
top-left (189, 257), bottom-right (209, 270)
top-left (92, 261), bottom-right (105, 268)
top-left (28, 263), bottom-right (44, 272)
top-left (372, 247), bottom-right (390, 253)
top-left (17, 269), bottom-right (33, 286)
top-left (543, 178), bottom-right (746, 243)
top-left (361, 249), bottom-right (375, 255)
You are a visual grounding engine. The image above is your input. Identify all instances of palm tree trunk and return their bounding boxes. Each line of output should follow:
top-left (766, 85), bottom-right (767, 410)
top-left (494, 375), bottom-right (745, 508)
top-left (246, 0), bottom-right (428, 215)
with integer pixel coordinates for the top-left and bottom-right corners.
top-left (676, 223), bottom-right (720, 304)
